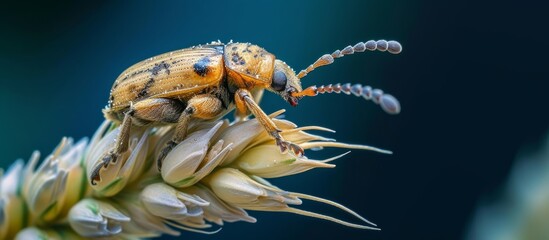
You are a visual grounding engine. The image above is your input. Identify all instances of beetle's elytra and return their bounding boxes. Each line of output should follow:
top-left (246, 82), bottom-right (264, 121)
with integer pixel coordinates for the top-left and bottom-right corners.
top-left (92, 40), bottom-right (403, 185)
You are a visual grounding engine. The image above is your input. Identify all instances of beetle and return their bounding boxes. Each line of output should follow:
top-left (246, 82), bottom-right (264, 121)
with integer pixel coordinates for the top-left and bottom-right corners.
top-left (91, 39), bottom-right (403, 185)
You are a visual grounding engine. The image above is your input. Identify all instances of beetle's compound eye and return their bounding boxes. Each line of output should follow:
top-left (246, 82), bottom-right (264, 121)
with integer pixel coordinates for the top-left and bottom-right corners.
top-left (271, 70), bottom-right (287, 91)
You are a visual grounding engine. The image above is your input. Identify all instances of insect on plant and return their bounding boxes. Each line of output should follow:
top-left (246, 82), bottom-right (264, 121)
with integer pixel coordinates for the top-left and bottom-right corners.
top-left (91, 39), bottom-right (403, 185)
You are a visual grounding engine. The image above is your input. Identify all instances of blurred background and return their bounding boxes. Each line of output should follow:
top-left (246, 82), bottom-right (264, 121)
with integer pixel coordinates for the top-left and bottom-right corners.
top-left (0, 0), bottom-right (547, 239)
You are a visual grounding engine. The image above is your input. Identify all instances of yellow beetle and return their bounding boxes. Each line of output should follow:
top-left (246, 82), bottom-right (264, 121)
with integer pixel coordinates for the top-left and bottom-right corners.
top-left (91, 40), bottom-right (403, 185)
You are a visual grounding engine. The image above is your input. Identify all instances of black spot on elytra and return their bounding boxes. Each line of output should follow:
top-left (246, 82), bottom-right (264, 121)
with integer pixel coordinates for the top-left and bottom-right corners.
top-left (193, 57), bottom-right (210, 77)
top-left (137, 78), bottom-right (155, 99)
top-left (150, 61), bottom-right (171, 76)
top-left (151, 66), bottom-right (161, 75)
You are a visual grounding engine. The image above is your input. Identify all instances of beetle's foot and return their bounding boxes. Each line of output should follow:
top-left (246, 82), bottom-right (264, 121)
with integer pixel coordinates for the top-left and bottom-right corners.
top-left (276, 139), bottom-right (304, 157)
top-left (90, 151), bottom-right (118, 185)
top-left (90, 166), bottom-right (101, 186)
top-left (158, 140), bottom-right (178, 171)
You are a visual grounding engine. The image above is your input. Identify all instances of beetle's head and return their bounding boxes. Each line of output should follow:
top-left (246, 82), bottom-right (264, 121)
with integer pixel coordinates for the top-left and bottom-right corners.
top-left (281, 40), bottom-right (404, 115)
top-left (269, 60), bottom-right (303, 107)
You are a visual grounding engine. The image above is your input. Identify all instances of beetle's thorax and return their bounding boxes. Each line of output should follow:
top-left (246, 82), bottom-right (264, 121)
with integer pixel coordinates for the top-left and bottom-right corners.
top-left (223, 43), bottom-right (275, 90)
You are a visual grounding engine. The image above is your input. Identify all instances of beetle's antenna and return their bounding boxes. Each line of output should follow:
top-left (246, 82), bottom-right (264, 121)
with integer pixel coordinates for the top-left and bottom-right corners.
top-left (296, 40), bottom-right (402, 79)
top-left (291, 83), bottom-right (401, 114)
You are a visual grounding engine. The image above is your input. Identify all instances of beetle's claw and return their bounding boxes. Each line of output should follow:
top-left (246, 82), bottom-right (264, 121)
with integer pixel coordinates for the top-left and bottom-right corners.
top-left (288, 142), bottom-right (304, 157)
top-left (90, 167), bottom-right (101, 186)
top-left (276, 139), bottom-right (304, 158)
top-left (158, 140), bottom-right (177, 172)
top-left (90, 151), bottom-right (118, 185)
top-left (290, 143), bottom-right (305, 157)
top-left (276, 139), bottom-right (289, 154)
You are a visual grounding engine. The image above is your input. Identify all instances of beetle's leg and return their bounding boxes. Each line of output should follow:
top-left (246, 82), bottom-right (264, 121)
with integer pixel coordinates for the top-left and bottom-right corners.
top-left (130, 98), bottom-right (185, 124)
top-left (158, 94), bottom-right (224, 171)
top-left (235, 89), bottom-right (304, 157)
top-left (91, 111), bottom-right (132, 185)
top-left (234, 90), bottom-right (250, 121)
top-left (234, 88), bottom-right (264, 122)
top-left (91, 98), bottom-right (185, 185)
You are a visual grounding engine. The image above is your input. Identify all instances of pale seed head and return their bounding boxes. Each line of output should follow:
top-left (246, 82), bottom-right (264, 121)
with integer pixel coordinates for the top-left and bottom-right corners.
top-left (22, 137), bottom-right (87, 224)
top-left (86, 123), bottom-right (150, 197)
top-left (68, 198), bottom-right (130, 238)
top-left (160, 121), bottom-right (232, 188)
top-left (140, 182), bottom-right (208, 220)
top-left (2, 109), bottom-right (389, 238)
top-left (185, 184), bottom-right (256, 225)
top-left (0, 160), bottom-right (26, 240)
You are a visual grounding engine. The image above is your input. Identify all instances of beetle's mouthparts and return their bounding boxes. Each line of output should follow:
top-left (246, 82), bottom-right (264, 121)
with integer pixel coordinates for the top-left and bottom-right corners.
top-left (285, 89), bottom-right (299, 107)
top-left (288, 96), bottom-right (299, 107)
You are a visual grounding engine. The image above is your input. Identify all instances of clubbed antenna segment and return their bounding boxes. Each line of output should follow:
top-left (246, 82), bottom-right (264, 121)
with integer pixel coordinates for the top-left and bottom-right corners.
top-left (297, 40), bottom-right (402, 79)
top-left (292, 83), bottom-right (401, 114)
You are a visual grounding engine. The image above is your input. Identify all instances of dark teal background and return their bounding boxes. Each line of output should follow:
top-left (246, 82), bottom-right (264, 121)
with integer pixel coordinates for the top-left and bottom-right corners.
top-left (0, 1), bottom-right (547, 239)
